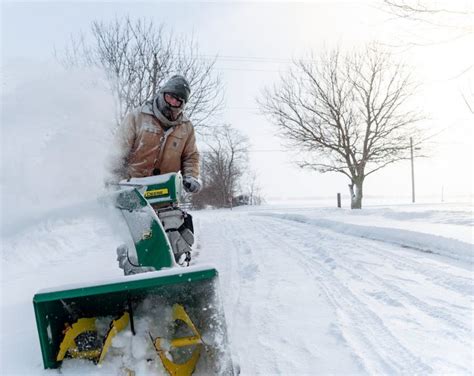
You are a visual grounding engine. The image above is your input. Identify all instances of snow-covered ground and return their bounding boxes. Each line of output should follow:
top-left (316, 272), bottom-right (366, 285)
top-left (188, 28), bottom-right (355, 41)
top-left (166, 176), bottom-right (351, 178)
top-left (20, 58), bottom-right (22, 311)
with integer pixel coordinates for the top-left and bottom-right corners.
top-left (1, 200), bottom-right (472, 375)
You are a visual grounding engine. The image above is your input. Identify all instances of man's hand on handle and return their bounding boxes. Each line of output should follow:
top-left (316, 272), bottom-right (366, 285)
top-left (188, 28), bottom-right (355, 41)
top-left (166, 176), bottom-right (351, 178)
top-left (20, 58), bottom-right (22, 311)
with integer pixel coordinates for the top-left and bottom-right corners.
top-left (183, 176), bottom-right (202, 193)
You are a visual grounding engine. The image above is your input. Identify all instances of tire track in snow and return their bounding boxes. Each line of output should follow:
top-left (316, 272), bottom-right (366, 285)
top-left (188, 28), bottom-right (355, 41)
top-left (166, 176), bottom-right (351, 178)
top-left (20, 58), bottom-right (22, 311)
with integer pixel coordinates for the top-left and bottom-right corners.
top-left (256, 214), bottom-right (473, 329)
top-left (278, 226), bottom-right (473, 344)
top-left (248, 218), bottom-right (434, 375)
top-left (197, 213), bottom-right (362, 374)
top-left (197, 211), bottom-right (471, 374)
top-left (258, 213), bottom-right (473, 295)
top-left (339, 236), bottom-right (473, 297)
top-left (197, 215), bottom-right (285, 374)
top-left (263, 215), bottom-right (473, 342)
top-left (332, 257), bottom-right (472, 340)
top-left (223, 217), bottom-right (324, 374)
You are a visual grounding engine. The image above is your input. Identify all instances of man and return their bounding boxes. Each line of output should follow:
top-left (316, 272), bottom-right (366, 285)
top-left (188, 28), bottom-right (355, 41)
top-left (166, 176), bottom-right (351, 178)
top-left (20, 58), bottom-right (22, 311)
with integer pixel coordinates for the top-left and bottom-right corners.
top-left (108, 75), bottom-right (201, 194)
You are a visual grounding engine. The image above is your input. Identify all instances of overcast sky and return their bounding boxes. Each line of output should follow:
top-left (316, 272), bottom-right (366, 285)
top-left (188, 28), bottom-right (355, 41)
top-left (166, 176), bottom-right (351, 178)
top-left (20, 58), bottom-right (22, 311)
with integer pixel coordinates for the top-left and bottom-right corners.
top-left (2, 1), bottom-right (472, 202)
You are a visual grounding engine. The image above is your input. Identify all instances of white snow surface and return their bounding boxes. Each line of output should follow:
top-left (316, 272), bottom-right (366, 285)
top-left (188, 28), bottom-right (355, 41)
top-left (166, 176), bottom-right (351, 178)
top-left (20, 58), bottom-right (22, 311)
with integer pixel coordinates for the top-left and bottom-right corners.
top-left (121, 173), bottom-right (179, 187)
top-left (1, 200), bottom-right (473, 375)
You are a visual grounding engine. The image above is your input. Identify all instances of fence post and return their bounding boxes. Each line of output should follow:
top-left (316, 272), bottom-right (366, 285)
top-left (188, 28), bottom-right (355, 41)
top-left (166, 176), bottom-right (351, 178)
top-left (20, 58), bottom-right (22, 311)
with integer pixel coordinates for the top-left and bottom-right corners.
top-left (337, 193), bottom-right (341, 208)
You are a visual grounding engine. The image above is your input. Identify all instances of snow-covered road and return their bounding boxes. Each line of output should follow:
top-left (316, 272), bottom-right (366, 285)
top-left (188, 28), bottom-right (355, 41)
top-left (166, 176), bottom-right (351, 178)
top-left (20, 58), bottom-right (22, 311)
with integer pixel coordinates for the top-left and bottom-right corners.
top-left (1, 203), bottom-right (473, 375)
top-left (194, 208), bottom-right (473, 375)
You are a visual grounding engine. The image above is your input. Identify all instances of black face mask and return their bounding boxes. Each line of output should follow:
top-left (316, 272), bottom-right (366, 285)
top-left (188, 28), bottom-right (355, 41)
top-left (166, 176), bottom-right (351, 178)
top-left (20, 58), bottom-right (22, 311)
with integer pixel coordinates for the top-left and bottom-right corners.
top-left (163, 93), bottom-right (184, 108)
top-left (156, 93), bottom-right (185, 122)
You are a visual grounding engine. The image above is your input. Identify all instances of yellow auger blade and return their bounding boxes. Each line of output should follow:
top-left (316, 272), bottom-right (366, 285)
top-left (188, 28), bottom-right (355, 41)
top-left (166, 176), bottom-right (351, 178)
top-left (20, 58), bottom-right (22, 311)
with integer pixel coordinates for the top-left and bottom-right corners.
top-left (56, 318), bottom-right (99, 361)
top-left (56, 312), bottom-right (129, 364)
top-left (152, 304), bottom-right (203, 376)
top-left (99, 312), bottom-right (130, 364)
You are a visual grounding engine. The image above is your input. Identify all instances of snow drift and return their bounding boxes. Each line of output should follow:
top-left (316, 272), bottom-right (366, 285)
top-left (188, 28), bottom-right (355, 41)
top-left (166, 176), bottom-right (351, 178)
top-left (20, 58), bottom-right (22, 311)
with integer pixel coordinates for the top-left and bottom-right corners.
top-left (1, 60), bottom-right (116, 236)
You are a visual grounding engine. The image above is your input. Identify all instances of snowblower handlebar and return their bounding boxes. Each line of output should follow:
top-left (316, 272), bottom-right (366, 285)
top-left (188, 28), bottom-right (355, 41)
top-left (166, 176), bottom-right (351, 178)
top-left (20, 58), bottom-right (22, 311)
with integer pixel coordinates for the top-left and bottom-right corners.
top-left (117, 173), bottom-right (183, 206)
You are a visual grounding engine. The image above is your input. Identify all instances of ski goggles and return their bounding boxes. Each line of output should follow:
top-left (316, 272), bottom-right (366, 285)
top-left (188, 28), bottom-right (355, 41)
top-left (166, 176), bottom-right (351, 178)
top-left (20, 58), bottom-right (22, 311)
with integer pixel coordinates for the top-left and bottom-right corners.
top-left (164, 93), bottom-right (184, 108)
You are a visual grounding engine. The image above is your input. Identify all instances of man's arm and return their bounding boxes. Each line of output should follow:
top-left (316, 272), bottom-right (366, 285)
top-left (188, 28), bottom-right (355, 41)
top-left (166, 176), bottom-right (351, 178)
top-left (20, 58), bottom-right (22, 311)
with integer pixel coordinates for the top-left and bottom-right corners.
top-left (181, 124), bottom-right (200, 178)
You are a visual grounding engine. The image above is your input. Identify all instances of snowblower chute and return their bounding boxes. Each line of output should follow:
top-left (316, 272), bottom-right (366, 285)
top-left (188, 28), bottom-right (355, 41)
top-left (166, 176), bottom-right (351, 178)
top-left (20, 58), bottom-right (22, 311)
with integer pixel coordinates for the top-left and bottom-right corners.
top-left (33, 173), bottom-right (233, 374)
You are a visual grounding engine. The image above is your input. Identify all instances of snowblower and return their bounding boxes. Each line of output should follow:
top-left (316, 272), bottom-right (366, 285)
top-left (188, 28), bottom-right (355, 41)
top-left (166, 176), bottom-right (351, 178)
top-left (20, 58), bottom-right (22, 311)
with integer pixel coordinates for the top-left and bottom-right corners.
top-left (33, 173), bottom-right (234, 375)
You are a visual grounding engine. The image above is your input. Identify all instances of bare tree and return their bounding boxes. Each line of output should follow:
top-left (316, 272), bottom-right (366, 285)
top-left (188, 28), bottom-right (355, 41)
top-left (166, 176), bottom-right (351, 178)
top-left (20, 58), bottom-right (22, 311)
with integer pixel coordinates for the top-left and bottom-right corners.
top-left (244, 171), bottom-right (264, 205)
top-left (192, 125), bottom-right (249, 208)
top-left (383, 0), bottom-right (473, 34)
top-left (382, 0), bottom-right (473, 113)
top-left (56, 16), bottom-right (223, 128)
top-left (259, 45), bottom-right (422, 209)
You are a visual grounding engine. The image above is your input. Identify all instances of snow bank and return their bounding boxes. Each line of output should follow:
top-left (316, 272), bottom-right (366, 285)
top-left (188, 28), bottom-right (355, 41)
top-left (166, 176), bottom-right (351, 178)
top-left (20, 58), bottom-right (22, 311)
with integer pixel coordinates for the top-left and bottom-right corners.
top-left (255, 212), bottom-right (473, 264)
top-left (1, 60), bottom-right (116, 236)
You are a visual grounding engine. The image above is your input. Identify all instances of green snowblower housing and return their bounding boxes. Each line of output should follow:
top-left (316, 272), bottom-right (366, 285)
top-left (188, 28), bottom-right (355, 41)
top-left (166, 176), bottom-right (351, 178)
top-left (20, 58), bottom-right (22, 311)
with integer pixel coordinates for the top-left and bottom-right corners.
top-left (32, 173), bottom-right (233, 374)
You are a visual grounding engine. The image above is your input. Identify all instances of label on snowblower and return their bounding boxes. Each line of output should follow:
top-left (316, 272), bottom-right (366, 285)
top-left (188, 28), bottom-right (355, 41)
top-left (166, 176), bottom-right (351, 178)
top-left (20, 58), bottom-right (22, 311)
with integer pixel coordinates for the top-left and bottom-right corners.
top-left (144, 188), bottom-right (169, 198)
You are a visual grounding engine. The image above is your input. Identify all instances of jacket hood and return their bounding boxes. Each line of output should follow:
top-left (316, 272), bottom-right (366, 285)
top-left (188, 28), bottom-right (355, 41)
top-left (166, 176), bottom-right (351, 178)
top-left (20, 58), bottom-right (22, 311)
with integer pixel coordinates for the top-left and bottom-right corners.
top-left (141, 99), bottom-right (189, 128)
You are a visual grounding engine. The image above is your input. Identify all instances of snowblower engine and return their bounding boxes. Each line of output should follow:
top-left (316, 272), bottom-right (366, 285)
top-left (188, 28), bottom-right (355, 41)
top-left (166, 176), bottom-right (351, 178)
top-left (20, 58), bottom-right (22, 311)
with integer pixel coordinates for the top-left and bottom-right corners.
top-left (116, 173), bottom-right (195, 273)
top-left (156, 207), bottom-right (194, 266)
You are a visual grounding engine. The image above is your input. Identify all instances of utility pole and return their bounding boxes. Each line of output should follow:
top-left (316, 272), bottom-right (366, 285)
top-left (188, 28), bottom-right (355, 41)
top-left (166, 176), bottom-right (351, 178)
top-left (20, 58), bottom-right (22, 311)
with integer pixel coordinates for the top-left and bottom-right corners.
top-left (410, 137), bottom-right (415, 203)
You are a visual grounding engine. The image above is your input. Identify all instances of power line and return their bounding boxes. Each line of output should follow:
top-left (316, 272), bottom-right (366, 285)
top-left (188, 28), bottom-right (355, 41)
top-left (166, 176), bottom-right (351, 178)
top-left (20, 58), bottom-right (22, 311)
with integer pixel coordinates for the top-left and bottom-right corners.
top-left (226, 107), bottom-right (259, 110)
top-left (189, 53), bottom-right (319, 66)
top-left (248, 149), bottom-right (285, 152)
top-left (196, 53), bottom-right (295, 64)
top-left (214, 66), bottom-right (284, 73)
top-left (169, 52), bottom-right (315, 73)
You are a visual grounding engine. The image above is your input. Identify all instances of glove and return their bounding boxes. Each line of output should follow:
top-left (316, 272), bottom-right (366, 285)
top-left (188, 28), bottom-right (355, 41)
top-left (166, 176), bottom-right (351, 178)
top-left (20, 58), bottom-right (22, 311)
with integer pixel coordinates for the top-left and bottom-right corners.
top-left (183, 175), bottom-right (202, 193)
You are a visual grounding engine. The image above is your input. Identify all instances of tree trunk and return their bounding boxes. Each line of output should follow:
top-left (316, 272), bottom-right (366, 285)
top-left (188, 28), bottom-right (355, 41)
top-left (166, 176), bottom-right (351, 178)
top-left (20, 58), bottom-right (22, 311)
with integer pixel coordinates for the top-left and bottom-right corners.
top-left (348, 179), bottom-right (364, 209)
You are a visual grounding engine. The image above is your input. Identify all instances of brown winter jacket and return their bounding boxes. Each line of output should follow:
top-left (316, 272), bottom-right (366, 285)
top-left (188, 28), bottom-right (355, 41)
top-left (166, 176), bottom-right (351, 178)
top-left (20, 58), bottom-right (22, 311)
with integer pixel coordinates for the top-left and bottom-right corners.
top-left (109, 102), bottom-right (200, 181)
